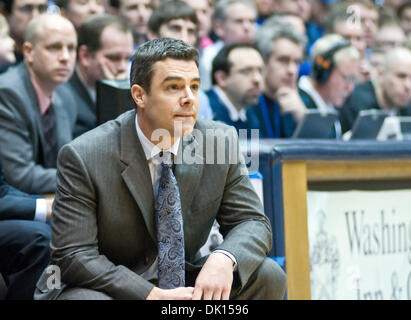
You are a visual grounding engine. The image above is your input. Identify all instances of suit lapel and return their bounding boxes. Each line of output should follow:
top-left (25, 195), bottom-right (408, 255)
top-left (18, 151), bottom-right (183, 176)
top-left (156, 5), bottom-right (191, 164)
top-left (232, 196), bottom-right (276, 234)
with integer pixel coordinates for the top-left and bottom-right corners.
top-left (119, 111), bottom-right (156, 242)
top-left (174, 132), bottom-right (204, 220)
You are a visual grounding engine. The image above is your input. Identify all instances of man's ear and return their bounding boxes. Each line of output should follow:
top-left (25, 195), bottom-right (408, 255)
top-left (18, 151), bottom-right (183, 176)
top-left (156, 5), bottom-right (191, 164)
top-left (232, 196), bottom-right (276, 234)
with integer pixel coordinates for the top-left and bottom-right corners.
top-left (213, 70), bottom-right (228, 88)
top-left (131, 84), bottom-right (147, 109)
top-left (146, 29), bottom-right (157, 41)
top-left (213, 20), bottom-right (225, 41)
top-left (22, 42), bottom-right (34, 65)
top-left (78, 45), bottom-right (92, 67)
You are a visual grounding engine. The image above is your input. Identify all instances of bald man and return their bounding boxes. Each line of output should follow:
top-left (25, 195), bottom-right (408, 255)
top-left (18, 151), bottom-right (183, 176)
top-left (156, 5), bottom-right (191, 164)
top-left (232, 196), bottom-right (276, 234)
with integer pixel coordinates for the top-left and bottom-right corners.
top-left (0, 13), bottom-right (77, 194)
top-left (340, 47), bottom-right (411, 133)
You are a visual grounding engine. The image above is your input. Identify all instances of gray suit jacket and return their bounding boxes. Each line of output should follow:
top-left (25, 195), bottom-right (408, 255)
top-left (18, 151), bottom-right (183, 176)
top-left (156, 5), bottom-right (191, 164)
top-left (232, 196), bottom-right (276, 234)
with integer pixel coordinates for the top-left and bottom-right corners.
top-left (62, 69), bottom-right (96, 139)
top-left (36, 110), bottom-right (272, 300)
top-left (0, 63), bottom-right (76, 194)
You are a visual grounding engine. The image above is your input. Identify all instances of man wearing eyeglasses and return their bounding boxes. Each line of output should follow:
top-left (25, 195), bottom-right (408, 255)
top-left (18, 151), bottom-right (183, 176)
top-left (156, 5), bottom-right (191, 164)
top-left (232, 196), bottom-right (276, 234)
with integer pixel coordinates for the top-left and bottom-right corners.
top-left (0, 0), bottom-right (48, 63)
top-left (298, 34), bottom-right (360, 137)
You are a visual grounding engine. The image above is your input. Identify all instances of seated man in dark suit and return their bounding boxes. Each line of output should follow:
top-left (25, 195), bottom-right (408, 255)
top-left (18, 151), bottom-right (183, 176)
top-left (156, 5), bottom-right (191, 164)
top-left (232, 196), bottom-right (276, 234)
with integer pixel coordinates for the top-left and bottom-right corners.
top-left (340, 47), bottom-right (411, 133)
top-left (0, 153), bottom-right (51, 300)
top-left (206, 43), bottom-right (263, 136)
top-left (0, 13), bottom-right (77, 194)
top-left (63, 14), bottom-right (134, 138)
top-left (34, 38), bottom-right (286, 300)
top-left (247, 20), bottom-right (307, 138)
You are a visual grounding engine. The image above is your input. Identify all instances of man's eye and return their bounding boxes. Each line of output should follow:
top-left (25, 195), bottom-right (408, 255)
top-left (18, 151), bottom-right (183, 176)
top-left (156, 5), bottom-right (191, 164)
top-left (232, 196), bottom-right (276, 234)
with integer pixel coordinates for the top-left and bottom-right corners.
top-left (168, 84), bottom-right (179, 91)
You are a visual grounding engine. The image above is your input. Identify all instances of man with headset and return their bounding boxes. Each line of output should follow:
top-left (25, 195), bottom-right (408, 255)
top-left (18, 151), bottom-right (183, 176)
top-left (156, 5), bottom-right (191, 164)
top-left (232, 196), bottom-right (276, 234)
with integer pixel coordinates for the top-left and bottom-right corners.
top-left (298, 34), bottom-right (361, 138)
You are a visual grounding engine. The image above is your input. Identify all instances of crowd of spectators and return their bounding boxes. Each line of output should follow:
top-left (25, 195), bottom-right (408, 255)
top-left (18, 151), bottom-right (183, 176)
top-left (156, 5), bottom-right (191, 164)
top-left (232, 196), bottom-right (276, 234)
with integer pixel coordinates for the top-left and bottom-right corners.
top-left (0, 0), bottom-right (410, 300)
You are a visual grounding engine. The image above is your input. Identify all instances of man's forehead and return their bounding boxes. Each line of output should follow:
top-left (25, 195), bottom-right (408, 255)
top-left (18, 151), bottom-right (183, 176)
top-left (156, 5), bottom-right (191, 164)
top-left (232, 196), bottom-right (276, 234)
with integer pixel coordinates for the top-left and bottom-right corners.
top-left (14, 0), bottom-right (47, 6)
top-left (165, 18), bottom-right (196, 28)
top-left (228, 47), bottom-right (263, 66)
top-left (272, 38), bottom-right (303, 58)
top-left (153, 58), bottom-right (199, 79)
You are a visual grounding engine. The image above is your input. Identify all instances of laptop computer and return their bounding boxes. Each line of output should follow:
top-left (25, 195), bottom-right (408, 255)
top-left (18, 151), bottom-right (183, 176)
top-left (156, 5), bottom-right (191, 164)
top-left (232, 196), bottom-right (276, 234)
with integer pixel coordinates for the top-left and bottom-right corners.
top-left (292, 109), bottom-right (340, 139)
top-left (350, 109), bottom-right (391, 140)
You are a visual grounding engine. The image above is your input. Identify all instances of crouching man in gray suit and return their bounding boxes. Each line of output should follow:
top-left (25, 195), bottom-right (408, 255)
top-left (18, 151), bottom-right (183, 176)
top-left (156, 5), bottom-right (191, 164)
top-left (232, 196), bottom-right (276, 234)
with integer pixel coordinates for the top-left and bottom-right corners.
top-left (35, 38), bottom-right (286, 300)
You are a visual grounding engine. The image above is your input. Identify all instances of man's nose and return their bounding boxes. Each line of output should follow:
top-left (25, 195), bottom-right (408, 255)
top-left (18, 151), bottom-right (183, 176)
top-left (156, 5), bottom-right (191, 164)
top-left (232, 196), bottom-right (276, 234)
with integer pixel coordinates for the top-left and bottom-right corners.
top-left (181, 86), bottom-right (195, 105)
top-left (89, 0), bottom-right (101, 13)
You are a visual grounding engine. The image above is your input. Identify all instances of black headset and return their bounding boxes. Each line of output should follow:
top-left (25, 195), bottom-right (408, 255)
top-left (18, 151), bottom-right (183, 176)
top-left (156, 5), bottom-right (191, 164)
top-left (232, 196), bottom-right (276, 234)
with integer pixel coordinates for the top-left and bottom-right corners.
top-left (311, 40), bottom-right (351, 84)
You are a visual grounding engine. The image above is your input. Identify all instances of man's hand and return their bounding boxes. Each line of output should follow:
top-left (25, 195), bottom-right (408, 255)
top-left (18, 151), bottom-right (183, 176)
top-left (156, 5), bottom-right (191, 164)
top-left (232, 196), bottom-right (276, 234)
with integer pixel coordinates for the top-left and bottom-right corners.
top-left (276, 86), bottom-right (307, 123)
top-left (192, 252), bottom-right (234, 300)
top-left (146, 286), bottom-right (194, 300)
top-left (100, 57), bottom-right (128, 80)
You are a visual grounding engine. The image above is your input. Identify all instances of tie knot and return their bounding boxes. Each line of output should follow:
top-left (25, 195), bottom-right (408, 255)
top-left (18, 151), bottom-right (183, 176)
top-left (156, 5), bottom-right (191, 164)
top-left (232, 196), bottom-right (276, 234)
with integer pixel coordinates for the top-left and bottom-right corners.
top-left (155, 150), bottom-right (173, 167)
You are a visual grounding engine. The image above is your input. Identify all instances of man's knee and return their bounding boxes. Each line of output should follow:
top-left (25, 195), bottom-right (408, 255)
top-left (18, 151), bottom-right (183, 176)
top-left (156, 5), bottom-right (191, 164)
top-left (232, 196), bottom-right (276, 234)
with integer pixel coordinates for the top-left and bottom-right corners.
top-left (58, 287), bottom-right (113, 300)
top-left (257, 258), bottom-right (287, 300)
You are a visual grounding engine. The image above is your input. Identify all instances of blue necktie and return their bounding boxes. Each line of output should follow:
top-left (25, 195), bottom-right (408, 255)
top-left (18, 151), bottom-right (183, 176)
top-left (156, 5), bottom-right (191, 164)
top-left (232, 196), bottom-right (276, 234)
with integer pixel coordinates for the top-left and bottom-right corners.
top-left (155, 161), bottom-right (185, 289)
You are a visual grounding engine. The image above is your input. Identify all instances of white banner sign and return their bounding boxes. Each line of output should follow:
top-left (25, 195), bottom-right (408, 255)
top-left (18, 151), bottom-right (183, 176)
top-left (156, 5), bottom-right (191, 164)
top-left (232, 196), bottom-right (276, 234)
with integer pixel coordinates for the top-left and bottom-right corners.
top-left (307, 189), bottom-right (411, 300)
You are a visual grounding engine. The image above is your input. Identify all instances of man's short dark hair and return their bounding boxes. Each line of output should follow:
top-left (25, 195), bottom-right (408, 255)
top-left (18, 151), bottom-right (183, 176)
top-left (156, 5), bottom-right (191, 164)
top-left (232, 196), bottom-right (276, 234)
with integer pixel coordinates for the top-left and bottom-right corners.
top-left (78, 13), bottom-right (131, 54)
top-left (54, 0), bottom-right (68, 8)
top-left (0, 0), bottom-right (13, 13)
top-left (130, 38), bottom-right (199, 94)
top-left (211, 43), bottom-right (261, 85)
top-left (147, 0), bottom-right (197, 35)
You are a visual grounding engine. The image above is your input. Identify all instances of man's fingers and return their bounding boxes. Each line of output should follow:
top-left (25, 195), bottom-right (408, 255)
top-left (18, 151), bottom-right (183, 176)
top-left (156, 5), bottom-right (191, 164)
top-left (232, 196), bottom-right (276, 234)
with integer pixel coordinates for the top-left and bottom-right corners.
top-left (202, 288), bottom-right (213, 300)
top-left (221, 288), bottom-right (231, 300)
top-left (192, 287), bottom-right (203, 300)
top-left (212, 289), bottom-right (223, 300)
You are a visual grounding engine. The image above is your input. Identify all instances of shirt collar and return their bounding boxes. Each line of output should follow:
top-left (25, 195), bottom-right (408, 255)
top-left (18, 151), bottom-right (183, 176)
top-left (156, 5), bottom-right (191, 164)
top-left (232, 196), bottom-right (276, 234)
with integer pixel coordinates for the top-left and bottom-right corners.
top-left (30, 73), bottom-right (52, 116)
top-left (298, 76), bottom-right (335, 113)
top-left (76, 65), bottom-right (96, 104)
top-left (135, 113), bottom-right (181, 161)
top-left (213, 85), bottom-right (247, 122)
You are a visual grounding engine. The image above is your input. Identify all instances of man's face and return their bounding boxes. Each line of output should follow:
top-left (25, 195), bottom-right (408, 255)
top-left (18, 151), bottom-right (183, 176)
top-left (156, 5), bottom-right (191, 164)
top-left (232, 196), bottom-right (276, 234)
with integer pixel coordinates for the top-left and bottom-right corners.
top-left (7, 0), bottom-right (47, 43)
top-left (0, 25), bottom-right (16, 65)
top-left (182, 0), bottom-right (212, 40)
top-left (273, 0), bottom-right (311, 23)
top-left (216, 2), bottom-right (256, 43)
top-left (157, 18), bottom-right (197, 47)
top-left (64, 0), bottom-right (106, 29)
top-left (382, 57), bottom-right (411, 108)
top-left (265, 38), bottom-right (303, 95)
top-left (376, 25), bottom-right (406, 52)
top-left (134, 58), bottom-right (200, 140)
top-left (334, 20), bottom-right (366, 56)
top-left (223, 47), bottom-right (264, 108)
top-left (86, 25), bottom-right (134, 84)
top-left (25, 18), bottom-right (77, 88)
top-left (118, 0), bottom-right (152, 36)
top-left (326, 59), bottom-right (359, 107)
top-left (400, 7), bottom-right (411, 35)
top-left (254, 0), bottom-right (274, 17)
top-left (358, 5), bottom-right (379, 47)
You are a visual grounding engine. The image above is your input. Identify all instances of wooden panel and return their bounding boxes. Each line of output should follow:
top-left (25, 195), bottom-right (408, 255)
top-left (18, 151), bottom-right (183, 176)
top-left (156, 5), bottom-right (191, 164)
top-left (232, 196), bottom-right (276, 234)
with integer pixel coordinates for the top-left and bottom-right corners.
top-left (281, 161), bottom-right (311, 300)
top-left (307, 160), bottom-right (411, 182)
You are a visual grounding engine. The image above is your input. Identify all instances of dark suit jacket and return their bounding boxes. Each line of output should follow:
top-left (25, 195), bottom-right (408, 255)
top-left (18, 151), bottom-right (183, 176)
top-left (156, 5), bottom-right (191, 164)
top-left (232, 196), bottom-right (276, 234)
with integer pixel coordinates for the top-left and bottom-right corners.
top-left (62, 70), bottom-right (96, 138)
top-left (36, 110), bottom-right (272, 300)
top-left (0, 63), bottom-right (76, 194)
top-left (247, 94), bottom-right (296, 138)
top-left (0, 153), bottom-right (38, 221)
top-left (206, 88), bottom-right (261, 136)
